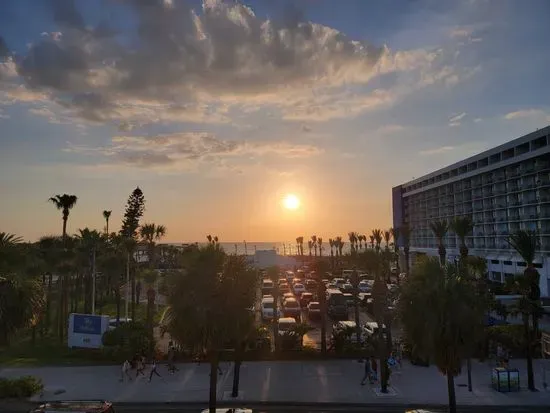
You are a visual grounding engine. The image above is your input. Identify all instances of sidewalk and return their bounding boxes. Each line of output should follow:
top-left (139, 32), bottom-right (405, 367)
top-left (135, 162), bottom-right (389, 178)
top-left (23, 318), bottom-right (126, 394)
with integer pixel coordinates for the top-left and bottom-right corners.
top-left (1, 359), bottom-right (549, 406)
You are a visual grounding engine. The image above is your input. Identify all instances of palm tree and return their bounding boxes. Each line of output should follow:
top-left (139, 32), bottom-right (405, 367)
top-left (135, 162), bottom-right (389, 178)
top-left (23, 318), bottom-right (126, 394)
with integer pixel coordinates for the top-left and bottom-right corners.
top-left (369, 235), bottom-right (375, 249)
top-left (102, 210), bottom-right (112, 235)
top-left (399, 257), bottom-right (485, 413)
top-left (0, 232), bottom-right (23, 247)
top-left (296, 236), bottom-right (304, 256)
top-left (348, 232), bottom-right (358, 254)
top-left (383, 230), bottom-right (391, 252)
top-left (0, 232), bottom-right (24, 273)
top-left (336, 236), bottom-right (344, 257)
top-left (140, 223), bottom-right (166, 268)
top-left (307, 240), bottom-right (313, 257)
top-left (507, 230), bottom-right (541, 391)
top-left (430, 220), bottom-right (449, 266)
top-left (401, 224), bottom-right (412, 274)
top-left (311, 235), bottom-right (318, 257)
top-left (0, 273), bottom-right (45, 346)
top-left (206, 234), bottom-right (213, 244)
top-left (390, 227), bottom-right (400, 276)
top-left (372, 229), bottom-right (382, 253)
top-left (164, 246), bottom-right (252, 413)
top-left (449, 216), bottom-right (475, 391)
top-left (357, 235), bottom-right (364, 250)
top-left (317, 237), bottom-right (323, 257)
top-left (450, 216), bottom-right (474, 264)
top-left (76, 228), bottom-right (103, 314)
top-left (48, 194), bottom-right (78, 243)
top-left (328, 238), bottom-right (334, 257)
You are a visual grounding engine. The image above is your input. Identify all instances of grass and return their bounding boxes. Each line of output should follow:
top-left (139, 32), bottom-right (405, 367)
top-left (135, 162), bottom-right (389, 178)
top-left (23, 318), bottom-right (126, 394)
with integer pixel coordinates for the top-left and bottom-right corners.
top-left (0, 299), bottom-right (166, 367)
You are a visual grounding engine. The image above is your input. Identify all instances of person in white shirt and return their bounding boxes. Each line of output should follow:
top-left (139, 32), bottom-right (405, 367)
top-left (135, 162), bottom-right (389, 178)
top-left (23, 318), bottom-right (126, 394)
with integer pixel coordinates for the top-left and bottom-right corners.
top-left (121, 360), bottom-right (132, 382)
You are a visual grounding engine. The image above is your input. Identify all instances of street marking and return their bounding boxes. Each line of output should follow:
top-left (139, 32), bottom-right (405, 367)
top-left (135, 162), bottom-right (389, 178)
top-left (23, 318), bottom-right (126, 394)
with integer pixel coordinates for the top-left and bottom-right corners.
top-left (261, 366), bottom-right (271, 401)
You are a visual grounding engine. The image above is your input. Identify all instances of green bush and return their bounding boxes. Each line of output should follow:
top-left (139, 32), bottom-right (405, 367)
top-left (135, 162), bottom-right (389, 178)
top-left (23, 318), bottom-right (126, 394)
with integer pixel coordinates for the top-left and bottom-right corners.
top-left (102, 321), bottom-right (154, 360)
top-left (0, 376), bottom-right (43, 399)
top-left (486, 324), bottom-right (542, 358)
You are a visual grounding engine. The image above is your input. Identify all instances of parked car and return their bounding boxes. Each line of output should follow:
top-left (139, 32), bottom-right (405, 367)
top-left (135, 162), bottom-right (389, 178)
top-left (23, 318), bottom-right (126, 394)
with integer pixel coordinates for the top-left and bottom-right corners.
top-left (261, 296), bottom-right (280, 321)
top-left (293, 283), bottom-right (306, 297)
top-left (282, 292), bottom-right (294, 303)
top-left (343, 292), bottom-right (354, 307)
top-left (340, 282), bottom-right (354, 294)
top-left (292, 277), bottom-right (302, 285)
top-left (279, 283), bottom-right (291, 294)
top-left (283, 297), bottom-right (301, 320)
top-left (300, 292), bottom-right (314, 307)
top-left (358, 280), bottom-right (371, 293)
top-left (305, 279), bottom-right (317, 292)
top-left (278, 277), bottom-right (287, 285)
top-left (326, 282), bottom-right (337, 290)
top-left (333, 278), bottom-right (345, 288)
top-left (307, 301), bottom-right (321, 319)
top-left (363, 321), bottom-right (386, 337)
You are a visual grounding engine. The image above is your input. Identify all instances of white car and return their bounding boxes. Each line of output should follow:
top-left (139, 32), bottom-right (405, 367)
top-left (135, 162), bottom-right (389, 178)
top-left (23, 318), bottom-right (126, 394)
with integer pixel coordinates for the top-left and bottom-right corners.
top-left (261, 296), bottom-right (279, 321)
top-left (293, 283), bottom-right (306, 296)
top-left (108, 317), bottom-right (132, 330)
top-left (307, 301), bottom-right (321, 319)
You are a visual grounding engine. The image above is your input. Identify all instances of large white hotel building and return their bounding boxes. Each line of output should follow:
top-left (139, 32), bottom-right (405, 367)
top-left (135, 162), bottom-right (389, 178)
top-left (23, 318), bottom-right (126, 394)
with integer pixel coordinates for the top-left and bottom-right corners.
top-left (392, 126), bottom-right (550, 297)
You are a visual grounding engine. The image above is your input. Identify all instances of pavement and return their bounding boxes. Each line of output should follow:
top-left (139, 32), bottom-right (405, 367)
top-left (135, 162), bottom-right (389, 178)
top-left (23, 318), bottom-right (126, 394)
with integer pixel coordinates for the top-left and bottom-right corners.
top-left (2, 358), bottom-right (550, 408)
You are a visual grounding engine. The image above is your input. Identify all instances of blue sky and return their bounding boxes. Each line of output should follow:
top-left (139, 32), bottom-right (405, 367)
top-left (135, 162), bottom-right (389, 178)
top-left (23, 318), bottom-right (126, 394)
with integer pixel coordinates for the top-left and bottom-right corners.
top-left (1, 0), bottom-right (550, 242)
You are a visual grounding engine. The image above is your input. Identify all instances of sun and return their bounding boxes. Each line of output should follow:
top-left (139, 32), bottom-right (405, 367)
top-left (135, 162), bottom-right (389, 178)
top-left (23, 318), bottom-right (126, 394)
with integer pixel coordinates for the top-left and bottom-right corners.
top-left (283, 193), bottom-right (300, 210)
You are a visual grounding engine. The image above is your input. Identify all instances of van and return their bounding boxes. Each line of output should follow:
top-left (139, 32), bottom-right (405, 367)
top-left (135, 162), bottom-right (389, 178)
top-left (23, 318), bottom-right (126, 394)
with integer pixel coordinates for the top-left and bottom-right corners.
top-left (30, 401), bottom-right (114, 413)
top-left (277, 317), bottom-right (297, 335)
top-left (326, 288), bottom-right (348, 320)
top-left (261, 279), bottom-right (274, 295)
top-left (261, 296), bottom-right (278, 321)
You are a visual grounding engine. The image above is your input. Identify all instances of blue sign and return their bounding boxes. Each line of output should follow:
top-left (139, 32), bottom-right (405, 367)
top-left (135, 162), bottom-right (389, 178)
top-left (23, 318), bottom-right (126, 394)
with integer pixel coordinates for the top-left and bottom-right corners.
top-left (73, 314), bottom-right (102, 335)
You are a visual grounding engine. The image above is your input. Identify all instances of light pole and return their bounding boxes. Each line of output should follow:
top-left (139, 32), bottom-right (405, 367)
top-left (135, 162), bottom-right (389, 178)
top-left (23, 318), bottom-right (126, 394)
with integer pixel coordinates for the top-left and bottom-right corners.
top-left (92, 248), bottom-right (96, 315)
top-left (125, 251), bottom-right (130, 320)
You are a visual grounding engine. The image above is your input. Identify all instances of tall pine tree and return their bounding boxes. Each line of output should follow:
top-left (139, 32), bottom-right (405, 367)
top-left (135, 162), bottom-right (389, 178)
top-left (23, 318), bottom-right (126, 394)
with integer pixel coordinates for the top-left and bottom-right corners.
top-left (120, 187), bottom-right (145, 320)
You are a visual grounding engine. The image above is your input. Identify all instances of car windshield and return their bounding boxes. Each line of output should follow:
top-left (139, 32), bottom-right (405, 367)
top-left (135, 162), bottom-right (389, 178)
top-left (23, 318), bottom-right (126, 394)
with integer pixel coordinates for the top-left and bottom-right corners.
top-left (5, 2), bottom-right (543, 412)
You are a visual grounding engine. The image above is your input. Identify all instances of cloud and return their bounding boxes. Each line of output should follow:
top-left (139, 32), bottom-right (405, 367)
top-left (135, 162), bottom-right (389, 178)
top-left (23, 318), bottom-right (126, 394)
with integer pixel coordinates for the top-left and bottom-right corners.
top-left (0, 0), bottom-right (472, 126)
top-left (419, 146), bottom-right (454, 156)
top-left (375, 124), bottom-right (405, 135)
top-left (64, 132), bottom-right (323, 170)
top-left (449, 112), bottom-right (466, 126)
top-left (504, 109), bottom-right (550, 121)
top-left (474, 117), bottom-right (482, 123)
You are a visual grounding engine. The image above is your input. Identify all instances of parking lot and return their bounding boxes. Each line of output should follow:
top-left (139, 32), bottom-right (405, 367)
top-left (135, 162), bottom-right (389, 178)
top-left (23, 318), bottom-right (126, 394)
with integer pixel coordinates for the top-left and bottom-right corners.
top-left (254, 269), bottom-right (401, 350)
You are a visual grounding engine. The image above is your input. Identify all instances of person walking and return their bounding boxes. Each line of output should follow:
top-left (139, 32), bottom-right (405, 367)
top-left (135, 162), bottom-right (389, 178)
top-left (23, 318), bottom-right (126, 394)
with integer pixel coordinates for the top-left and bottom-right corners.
top-left (135, 355), bottom-right (145, 378)
top-left (148, 358), bottom-right (162, 382)
top-left (167, 346), bottom-right (179, 374)
top-left (120, 359), bottom-right (132, 382)
top-left (360, 358), bottom-right (372, 385)
top-left (370, 357), bottom-right (378, 382)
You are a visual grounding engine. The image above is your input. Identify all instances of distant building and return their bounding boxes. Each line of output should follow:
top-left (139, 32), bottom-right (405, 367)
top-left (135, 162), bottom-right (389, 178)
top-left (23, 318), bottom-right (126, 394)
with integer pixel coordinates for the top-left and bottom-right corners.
top-left (250, 249), bottom-right (299, 269)
top-left (392, 126), bottom-right (550, 296)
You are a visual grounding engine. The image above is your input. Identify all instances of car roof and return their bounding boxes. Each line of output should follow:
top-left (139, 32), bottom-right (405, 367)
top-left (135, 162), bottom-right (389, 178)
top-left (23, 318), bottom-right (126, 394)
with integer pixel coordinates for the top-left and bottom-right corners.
top-left (301, 292), bottom-right (313, 296)
top-left (284, 297), bottom-right (298, 303)
top-left (294, 283), bottom-right (304, 287)
top-left (337, 320), bottom-right (356, 328)
top-left (308, 301), bottom-right (320, 305)
top-left (278, 317), bottom-right (296, 324)
top-left (261, 297), bottom-right (274, 303)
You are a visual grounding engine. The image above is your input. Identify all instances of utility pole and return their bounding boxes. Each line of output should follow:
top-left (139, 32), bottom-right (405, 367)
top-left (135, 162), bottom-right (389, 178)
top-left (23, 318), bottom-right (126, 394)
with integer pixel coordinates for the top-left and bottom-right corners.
top-left (125, 251), bottom-right (130, 320)
top-left (92, 248), bottom-right (96, 314)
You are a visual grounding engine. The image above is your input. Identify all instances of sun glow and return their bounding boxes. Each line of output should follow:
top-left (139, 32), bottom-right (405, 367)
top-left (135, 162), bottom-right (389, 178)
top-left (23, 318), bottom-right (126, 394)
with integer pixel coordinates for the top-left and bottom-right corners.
top-left (283, 193), bottom-right (300, 210)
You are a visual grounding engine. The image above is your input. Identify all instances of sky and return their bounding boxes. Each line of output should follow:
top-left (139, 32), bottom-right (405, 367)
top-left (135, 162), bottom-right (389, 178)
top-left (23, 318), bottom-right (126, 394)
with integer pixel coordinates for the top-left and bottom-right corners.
top-left (1, 0), bottom-right (550, 243)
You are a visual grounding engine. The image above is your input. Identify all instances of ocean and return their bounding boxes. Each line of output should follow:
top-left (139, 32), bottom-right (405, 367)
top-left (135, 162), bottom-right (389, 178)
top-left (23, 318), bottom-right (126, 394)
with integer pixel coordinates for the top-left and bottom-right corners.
top-left (170, 242), bottom-right (354, 256)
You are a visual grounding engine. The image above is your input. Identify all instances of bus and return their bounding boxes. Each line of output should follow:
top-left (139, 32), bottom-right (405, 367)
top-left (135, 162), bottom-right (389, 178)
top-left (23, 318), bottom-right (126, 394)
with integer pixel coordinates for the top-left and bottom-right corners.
top-left (30, 401), bottom-right (114, 413)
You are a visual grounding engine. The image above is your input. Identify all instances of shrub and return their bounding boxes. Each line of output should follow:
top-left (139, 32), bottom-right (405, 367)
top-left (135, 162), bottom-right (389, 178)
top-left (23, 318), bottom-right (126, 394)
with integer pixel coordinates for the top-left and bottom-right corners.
top-left (0, 376), bottom-right (43, 399)
top-left (102, 321), bottom-right (155, 360)
top-left (486, 324), bottom-right (542, 358)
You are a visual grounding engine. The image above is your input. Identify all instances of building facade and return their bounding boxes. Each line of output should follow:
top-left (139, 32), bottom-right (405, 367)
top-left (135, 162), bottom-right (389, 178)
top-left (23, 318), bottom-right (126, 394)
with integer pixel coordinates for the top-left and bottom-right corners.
top-left (392, 126), bottom-right (550, 297)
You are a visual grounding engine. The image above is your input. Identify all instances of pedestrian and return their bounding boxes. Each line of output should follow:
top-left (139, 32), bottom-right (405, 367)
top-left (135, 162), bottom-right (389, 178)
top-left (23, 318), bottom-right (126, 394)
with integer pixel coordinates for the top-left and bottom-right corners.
top-left (120, 359), bottom-right (132, 382)
top-left (370, 357), bottom-right (378, 382)
top-left (167, 347), bottom-right (179, 374)
top-left (148, 358), bottom-right (162, 382)
top-left (135, 355), bottom-right (145, 378)
top-left (360, 359), bottom-right (371, 385)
